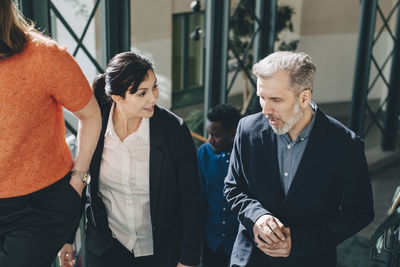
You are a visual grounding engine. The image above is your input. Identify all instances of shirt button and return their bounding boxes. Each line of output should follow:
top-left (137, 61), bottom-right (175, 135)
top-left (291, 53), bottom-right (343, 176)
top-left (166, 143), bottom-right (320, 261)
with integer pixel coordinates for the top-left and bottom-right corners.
top-left (301, 138), bottom-right (305, 141)
top-left (223, 208), bottom-right (227, 211)
top-left (287, 145), bottom-right (291, 149)
top-left (284, 172), bottom-right (288, 176)
top-left (226, 160), bottom-right (229, 163)
top-left (222, 221), bottom-right (226, 224)
top-left (152, 226), bottom-right (156, 231)
top-left (222, 233), bottom-right (226, 237)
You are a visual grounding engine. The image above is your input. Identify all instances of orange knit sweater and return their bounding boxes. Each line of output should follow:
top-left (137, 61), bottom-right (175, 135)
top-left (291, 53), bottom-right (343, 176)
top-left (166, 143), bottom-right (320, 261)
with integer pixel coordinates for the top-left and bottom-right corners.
top-left (0, 32), bottom-right (92, 198)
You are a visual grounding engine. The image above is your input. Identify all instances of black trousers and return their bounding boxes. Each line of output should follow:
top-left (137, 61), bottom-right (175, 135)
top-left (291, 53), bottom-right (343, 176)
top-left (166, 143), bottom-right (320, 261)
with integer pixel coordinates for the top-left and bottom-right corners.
top-left (202, 244), bottom-right (230, 267)
top-left (0, 173), bottom-right (82, 267)
top-left (86, 237), bottom-right (155, 267)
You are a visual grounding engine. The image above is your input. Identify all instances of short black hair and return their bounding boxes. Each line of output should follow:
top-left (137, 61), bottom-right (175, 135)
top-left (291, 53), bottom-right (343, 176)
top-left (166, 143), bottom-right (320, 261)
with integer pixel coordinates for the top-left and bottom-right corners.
top-left (207, 104), bottom-right (241, 132)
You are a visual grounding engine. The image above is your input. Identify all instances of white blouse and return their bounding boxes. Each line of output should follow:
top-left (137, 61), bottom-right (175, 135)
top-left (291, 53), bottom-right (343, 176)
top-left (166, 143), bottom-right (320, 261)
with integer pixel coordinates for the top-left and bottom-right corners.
top-left (98, 104), bottom-right (153, 257)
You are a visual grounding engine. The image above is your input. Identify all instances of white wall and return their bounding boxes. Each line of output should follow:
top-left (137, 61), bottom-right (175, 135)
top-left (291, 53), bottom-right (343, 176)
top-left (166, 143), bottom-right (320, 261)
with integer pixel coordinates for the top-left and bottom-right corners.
top-left (131, 0), bottom-right (173, 109)
top-left (298, 33), bottom-right (359, 103)
top-left (132, 39), bottom-right (172, 109)
top-left (296, 0), bottom-right (395, 104)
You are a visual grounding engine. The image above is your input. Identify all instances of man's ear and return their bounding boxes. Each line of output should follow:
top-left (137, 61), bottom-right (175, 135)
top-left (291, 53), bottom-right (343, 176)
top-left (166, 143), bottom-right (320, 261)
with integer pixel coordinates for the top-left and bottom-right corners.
top-left (298, 89), bottom-right (312, 108)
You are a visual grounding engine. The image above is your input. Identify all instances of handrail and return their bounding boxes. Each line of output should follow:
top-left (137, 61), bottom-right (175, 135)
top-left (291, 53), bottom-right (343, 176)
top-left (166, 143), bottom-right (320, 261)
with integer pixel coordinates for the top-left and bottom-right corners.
top-left (190, 131), bottom-right (207, 143)
top-left (390, 190), bottom-right (400, 215)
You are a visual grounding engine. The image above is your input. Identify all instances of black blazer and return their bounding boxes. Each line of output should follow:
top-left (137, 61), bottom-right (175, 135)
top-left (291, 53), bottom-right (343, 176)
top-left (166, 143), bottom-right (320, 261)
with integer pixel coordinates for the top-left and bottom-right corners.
top-left (224, 109), bottom-right (374, 267)
top-left (85, 92), bottom-right (201, 267)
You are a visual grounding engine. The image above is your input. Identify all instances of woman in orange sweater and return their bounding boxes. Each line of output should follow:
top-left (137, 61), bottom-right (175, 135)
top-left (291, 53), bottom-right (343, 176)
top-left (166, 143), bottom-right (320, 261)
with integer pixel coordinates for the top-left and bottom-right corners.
top-left (0, 1), bottom-right (101, 266)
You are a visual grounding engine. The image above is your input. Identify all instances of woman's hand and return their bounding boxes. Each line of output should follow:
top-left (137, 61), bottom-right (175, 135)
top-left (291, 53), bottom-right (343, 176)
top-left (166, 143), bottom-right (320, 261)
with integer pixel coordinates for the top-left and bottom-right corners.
top-left (69, 173), bottom-right (84, 197)
top-left (58, 243), bottom-right (75, 266)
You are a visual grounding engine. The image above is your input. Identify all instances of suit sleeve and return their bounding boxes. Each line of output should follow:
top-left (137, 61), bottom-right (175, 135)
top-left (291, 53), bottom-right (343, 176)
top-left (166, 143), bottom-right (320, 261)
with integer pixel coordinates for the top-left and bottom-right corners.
top-left (175, 122), bottom-right (202, 266)
top-left (290, 139), bottom-right (374, 256)
top-left (224, 120), bottom-right (271, 239)
top-left (197, 146), bottom-right (208, 225)
top-left (197, 146), bottom-right (207, 202)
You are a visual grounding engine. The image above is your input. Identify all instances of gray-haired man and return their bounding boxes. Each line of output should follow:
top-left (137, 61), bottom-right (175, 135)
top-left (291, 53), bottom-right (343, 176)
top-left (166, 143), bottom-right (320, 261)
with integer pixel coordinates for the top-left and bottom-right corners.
top-left (224, 51), bottom-right (374, 267)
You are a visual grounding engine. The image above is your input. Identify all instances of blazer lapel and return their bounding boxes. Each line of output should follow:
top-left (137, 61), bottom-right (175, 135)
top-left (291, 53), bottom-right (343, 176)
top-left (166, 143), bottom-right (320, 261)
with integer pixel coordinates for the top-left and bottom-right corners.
top-left (260, 120), bottom-right (285, 199)
top-left (149, 106), bottom-right (164, 222)
top-left (282, 110), bottom-right (328, 206)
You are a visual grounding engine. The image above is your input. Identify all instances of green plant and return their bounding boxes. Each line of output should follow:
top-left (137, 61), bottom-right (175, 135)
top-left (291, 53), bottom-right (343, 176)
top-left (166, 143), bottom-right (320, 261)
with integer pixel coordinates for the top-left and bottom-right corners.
top-left (230, 0), bottom-right (299, 70)
top-left (229, 0), bottom-right (298, 115)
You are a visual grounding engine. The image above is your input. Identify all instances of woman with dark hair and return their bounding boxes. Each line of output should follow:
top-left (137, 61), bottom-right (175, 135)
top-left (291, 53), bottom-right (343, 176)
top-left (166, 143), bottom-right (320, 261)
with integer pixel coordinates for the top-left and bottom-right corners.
top-left (59, 52), bottom-right (202, 267)
top-left (0, 0), bottom-right (101, 267)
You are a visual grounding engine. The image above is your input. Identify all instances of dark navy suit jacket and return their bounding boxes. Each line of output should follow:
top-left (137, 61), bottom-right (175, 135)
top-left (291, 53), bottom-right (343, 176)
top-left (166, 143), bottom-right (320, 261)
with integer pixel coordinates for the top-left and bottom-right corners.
top-left (224, 109), bottom-right (374, 267)
top-left (84, 90), bottom-right (202, 267)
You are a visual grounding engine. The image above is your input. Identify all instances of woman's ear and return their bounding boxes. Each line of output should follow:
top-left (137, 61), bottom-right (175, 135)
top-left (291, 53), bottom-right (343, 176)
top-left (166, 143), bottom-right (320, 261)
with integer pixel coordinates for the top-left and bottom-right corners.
top-left (111, 95), bottom-right (122, 103)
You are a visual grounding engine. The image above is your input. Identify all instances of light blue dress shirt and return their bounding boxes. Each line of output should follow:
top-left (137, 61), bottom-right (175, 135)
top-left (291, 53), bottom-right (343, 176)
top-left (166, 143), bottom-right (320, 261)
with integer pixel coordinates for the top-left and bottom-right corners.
top-left (277, 105), bottom-right (317, 195)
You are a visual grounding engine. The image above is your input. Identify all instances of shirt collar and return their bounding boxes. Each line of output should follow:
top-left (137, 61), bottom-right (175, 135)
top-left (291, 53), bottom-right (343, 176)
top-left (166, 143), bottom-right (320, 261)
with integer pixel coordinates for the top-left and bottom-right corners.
top-left (206, 143), bottom-right (231, 159)
top-left (134, 118), bottom-right (150, 143)
top-left (281, 102), bottom-right (317, 143)
top-left (297, 104), bottom-right (317, 141)
top-left (105, 102), bottom-right (116, 138)
top-left (105, 103), bottom-right (150, 143)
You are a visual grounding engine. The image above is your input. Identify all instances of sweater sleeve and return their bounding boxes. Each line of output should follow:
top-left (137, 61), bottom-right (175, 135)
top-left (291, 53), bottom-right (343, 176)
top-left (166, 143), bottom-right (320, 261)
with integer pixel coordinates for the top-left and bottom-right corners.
top-left (41, 43), bottom-right (92, 112)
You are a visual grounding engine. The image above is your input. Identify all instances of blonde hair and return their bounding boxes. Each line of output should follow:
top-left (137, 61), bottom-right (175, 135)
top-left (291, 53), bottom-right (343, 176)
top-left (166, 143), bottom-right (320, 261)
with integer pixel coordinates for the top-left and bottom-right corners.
top-left (0, 0), bottom-right (35, 59)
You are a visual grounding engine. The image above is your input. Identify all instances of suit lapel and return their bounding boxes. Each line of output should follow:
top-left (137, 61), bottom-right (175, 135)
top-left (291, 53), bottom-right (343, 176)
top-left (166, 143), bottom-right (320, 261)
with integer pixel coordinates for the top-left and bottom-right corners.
top-left (282, 110), bottom-right (328, 206)
top-left (149, 106), bottom-right (164, 222)
top-left (260, 120), bottom-right (285, 199)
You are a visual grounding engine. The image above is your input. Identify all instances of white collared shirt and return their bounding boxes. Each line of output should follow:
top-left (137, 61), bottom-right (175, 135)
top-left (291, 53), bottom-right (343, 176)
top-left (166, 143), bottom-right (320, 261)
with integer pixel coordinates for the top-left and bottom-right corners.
top-left (98, 103), bottom-right (153, 256)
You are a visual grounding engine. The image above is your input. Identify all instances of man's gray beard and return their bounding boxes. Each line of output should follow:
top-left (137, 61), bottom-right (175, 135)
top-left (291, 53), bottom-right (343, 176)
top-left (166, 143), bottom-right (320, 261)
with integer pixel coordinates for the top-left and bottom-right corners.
top-left (270, 103), bottom-right (303, 135)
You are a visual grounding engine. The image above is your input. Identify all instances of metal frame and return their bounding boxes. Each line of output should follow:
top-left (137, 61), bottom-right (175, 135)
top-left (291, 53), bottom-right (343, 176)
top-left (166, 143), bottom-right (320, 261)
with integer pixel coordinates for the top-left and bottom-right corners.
top-left (350, 0), bottom-right (400, 150)
top-left (103, 0), bottom-right (131, 62)
top-left (18, 0), bottom-right (51, 35)
top-left (19, 0), bottom-right (104, 73)
top-left (250, 0), bottom-right (276, 113)
top-left (203, 0), bottom-right (276, 131)
top-left (350, 0), bottom-right (377, 135)
top-left (49, 0), bottom-right (104, 73)
top-left (203, 0), bottom-right (230, 130)
top-left (383, 3), bottom-right (400, 150)
top-left (171, 12), bottom-right (205, 108)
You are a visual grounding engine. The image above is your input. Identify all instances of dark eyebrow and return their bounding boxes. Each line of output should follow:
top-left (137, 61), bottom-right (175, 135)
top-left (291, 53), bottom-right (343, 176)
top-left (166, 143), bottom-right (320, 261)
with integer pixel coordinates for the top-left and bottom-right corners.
top-left (136, 88), bottom-right (148, 92)
top-left (138, 78), bottom-right (157, 91)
